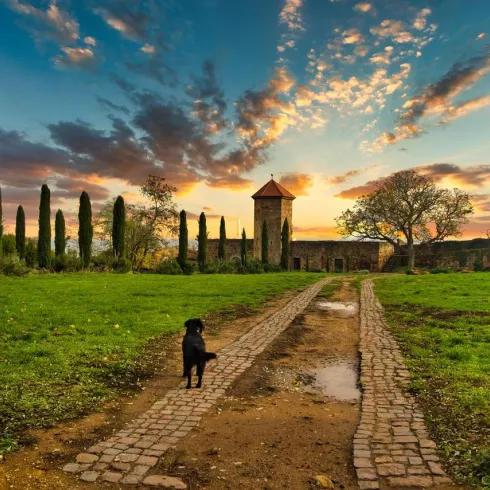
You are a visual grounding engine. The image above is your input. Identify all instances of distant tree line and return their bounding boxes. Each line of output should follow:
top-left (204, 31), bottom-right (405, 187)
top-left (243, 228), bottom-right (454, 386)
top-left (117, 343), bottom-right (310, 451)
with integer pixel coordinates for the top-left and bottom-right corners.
top-left (0, 175), bottom-right (294, 276)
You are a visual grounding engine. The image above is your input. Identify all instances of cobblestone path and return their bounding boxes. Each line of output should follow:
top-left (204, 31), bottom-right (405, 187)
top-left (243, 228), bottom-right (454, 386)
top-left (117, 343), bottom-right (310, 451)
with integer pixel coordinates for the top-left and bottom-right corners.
top-left (355, 280), bottom-right (453, 490)
top-left (62, 278), bottom-right (330, 486)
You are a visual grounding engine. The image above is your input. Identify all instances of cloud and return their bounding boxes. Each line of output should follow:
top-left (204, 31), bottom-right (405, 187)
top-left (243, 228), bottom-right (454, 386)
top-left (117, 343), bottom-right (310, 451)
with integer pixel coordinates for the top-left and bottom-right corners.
top-left (279, 0), bottom-right (304, 32)
top-left (370, 20), bottom-right (413, 44)
top-left (140, 43), bottom-right (155, 54)
top-left (96, 97), bottom-right (131, 115)
top-left (186, 60), bottom-right (228, 134)
top-left (416, 163), bottom-right (490, 187)
top-left (293, 225), bottom-right (339, 238)
top-left (6, 0), bottom-right (79, 45)
top-left (94, 2), bottom-right (150, 41)
top-left (84, 36), bottom-right (96, 46)
top-left (278, 173), bottom-right (313, 196)
top-left (342, 28), bottom-right (364, 45)
top-left (334, 163), bottom-right (490, 201)
top-left (440, 94), bottom-right (490, 123)
top-left (413, 8), bottom-right (431, 31)
top-left (372, 54), bottom-right (490, 149)
top-left (353, 2), bottom-right (372, 13)
top-left (327, 169), bottom-right (363, 185)
top-left (334, 180), bottom-right (380, 199)
top-left (53, 46), bottom-right (101, 71)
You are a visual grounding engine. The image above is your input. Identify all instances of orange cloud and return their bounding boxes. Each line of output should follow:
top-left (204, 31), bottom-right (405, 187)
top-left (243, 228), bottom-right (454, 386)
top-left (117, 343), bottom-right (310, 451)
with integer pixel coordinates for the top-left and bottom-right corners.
top-left (293, 226), bottom-right (340, 238)
top-left (278, 173), bottom-right (313, 196)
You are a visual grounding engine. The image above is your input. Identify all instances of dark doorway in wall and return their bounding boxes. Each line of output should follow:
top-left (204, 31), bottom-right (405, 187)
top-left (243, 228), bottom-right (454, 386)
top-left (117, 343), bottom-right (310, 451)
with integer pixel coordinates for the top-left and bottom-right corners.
top-left (334, 258), bottom-right (344, 272)
top-left (293, 257), bottom-right (301, 270)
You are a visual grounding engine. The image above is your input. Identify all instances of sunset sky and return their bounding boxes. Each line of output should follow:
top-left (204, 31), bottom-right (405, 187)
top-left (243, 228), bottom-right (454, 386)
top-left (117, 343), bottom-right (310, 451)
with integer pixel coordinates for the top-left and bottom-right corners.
top-left (1, 0), bottom-right (490, 242)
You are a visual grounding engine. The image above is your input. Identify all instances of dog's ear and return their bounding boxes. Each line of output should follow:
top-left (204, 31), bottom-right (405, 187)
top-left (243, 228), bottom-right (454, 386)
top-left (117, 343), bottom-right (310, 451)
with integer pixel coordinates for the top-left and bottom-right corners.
top-left (197, 319), bottom-right (205, 331)
top-left (184, 319), bottom-right (191, 328)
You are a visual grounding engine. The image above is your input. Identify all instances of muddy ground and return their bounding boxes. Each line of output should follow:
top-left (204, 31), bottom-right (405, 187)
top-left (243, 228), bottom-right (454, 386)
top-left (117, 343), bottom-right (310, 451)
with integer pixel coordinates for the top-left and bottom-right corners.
top-left (156, 278), bottom-right (361, 489)
top-left (0, 285), bottom-right (307, 490)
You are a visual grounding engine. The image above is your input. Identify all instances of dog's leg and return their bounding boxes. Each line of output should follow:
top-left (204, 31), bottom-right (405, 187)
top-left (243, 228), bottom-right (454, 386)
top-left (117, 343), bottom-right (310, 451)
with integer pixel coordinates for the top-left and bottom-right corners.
top-left (196, 362), bottom-right (204, 389)
top-left (186, 371), bottom-right (192, 389)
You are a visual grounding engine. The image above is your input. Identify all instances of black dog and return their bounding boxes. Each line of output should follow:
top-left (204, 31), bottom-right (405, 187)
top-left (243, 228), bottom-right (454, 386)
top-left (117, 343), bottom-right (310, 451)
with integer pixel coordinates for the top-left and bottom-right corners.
top-left (182, 318), bottom-right (216, 389)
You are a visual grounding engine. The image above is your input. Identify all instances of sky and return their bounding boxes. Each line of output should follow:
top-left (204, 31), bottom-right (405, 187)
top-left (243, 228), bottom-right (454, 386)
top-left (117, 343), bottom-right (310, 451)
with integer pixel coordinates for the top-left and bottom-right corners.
top-left (0, 0), bottom-right (490, 242)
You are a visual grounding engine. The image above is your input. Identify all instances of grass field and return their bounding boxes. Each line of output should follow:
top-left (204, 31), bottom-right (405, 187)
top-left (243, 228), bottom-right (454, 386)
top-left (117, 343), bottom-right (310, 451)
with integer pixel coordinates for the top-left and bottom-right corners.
top-left (375, 273), bottom-right (490, 488)
top-left (0, 272), bottom-right (324, 454)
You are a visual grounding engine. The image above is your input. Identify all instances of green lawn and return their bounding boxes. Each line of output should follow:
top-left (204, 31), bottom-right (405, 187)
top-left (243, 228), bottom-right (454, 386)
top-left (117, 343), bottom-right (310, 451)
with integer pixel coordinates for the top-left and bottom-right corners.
top-left (375, 273), bottom-right (490, 489)
top-left (0, 272), bottom-right (324, 453)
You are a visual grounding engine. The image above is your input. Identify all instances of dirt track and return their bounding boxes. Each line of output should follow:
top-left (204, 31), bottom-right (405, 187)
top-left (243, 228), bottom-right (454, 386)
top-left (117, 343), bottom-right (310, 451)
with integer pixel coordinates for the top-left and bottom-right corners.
top-left (157, 278), bottom-right (360, 489)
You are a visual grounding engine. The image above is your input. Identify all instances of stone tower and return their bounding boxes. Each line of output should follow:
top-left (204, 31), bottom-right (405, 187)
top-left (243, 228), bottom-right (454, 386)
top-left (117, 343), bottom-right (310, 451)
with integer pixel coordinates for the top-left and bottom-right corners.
top-left (252, 178), bottom-right (295, 264)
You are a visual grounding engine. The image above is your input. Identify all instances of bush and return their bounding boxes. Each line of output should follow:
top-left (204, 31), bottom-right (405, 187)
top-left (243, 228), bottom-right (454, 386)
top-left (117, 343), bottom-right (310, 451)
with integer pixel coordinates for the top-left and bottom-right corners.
top-left (64, 250), bottom-right (83, 272)
top-left (204, 261), bottom-right (218, 274)
top-left (52, 255), bottom-right (68, 272)
top-left (113, 257), bottom-right (132, 273)
top-left (91, 251), bottom-right (114, 272)
top-left (242, 259), bottom-right (264, 274)
top-left (179, 260), bottom-right (197, 275)
top-left (216, 260), bottom-right (239, 274)
top-left (430, 267), bottom-right (450, 274)
top-left (156, 259), bottom-right (183, 275)
top-left (0, 255), bottom-right (29, 276)
top-left (473, 258), bottom-right (484, 272)
top-left (264, 262), bottom-right (282, 273)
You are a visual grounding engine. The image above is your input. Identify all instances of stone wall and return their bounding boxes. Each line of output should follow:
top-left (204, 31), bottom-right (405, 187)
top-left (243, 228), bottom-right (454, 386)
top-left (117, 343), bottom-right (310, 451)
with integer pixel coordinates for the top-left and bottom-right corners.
top-left (414, 239), bottom-right (490, 268)
top-left (208, 239), bottom-right (254, 261)
top-left (290, 241), bottom-right (393, 272)
top-left (253, 198), bottom-right (292, 264)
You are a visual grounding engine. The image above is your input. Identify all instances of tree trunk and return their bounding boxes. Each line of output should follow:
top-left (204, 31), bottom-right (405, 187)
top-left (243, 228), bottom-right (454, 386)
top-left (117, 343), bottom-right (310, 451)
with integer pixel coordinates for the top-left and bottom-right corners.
top-left (407, 241), bottom-right (415, 270)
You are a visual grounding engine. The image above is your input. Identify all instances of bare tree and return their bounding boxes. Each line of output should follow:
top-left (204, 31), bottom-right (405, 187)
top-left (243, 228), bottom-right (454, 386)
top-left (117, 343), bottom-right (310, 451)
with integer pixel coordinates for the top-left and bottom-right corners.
top-left (336, 170), bottom-right (473, 269)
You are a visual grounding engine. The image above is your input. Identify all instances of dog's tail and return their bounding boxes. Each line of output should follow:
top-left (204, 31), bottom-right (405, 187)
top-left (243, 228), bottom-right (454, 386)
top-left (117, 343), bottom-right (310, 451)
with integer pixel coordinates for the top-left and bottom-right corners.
top-left (204, 352), bottom-right (217, 361)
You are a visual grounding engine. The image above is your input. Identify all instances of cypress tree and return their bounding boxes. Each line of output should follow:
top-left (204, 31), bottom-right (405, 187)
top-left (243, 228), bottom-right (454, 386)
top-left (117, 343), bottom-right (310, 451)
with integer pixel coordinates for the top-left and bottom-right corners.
top-left (240, 228), bottom-right (247, 266)
top-left (261, 220), bottom-right (269, 265)
top-left (218, 216), bottom-right (226, 260)
top-left (37, 184), bottom-right (51, 268)
top-left (78, 191), bottom-right (93, 267)
top-left (0, 188), bottom-right (4, 259)
top-left (197, 212), bottom-right (207, 273)
top-left (55, 209), bottom-right (66, 257)
top-left (177, 210), bottom-right (188, 267)
top-left (280, 217), bottom-right (290, 270)
top-left (112, 196), bottom-right (126, 258)
top-left (15, 205), bottom-right (26, 259)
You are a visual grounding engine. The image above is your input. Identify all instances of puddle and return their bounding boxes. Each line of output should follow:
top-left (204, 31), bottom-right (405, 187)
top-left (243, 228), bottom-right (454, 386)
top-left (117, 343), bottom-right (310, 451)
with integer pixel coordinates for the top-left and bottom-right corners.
top-left (298, 361), bottom-right (361, 402)
top-left (316, 301), bottom-right (358, 318)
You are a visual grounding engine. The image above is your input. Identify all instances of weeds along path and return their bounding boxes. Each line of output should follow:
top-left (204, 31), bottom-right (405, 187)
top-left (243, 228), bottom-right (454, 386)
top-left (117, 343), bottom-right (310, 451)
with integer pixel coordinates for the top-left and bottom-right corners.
top-left (56, 277), bottom-right (331, 487)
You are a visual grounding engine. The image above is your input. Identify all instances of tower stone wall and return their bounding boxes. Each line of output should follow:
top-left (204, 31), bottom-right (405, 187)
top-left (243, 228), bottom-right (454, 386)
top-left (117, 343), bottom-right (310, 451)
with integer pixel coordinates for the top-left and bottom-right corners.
top-left (253, 198), bottom-right (293, 264)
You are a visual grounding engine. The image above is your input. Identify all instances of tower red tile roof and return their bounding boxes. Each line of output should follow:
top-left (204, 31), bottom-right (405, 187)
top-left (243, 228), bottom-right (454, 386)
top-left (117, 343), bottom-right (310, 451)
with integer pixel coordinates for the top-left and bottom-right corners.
top-left (252, 179), bottom-right (296, 200)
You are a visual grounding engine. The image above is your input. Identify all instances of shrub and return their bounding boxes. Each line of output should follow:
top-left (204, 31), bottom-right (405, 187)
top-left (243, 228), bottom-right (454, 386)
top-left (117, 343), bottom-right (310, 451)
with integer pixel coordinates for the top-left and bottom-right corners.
top-left (264, 262), bottom-right (282, 273)
top-left (430, 267), bottom-right (450, 274)
top-left (243, 258), bottom-right (264, 274)
top-left (91, 252), bottom-right (114, 272)
top-left (156, 259), bottom-right (183, 275)
top-left (473, 258), bottom-right (484, 272)
top-left (0, 255), bottom-right (29, 276)
top-left (216, 260), bottom-right (239, 274)
top-left (180, 260), bottom-right (197, 275)
top-left (25, 239), bottom-right (37, 268)
top-left (113, 257), bottom-right (132, 273)
top-left (52, 255), bottom-right (67, 273)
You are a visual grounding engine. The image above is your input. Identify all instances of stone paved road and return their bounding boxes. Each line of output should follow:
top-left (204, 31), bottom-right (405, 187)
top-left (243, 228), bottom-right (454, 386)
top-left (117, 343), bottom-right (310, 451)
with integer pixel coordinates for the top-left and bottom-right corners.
top-left (354, 280), bottom-right (454, 490)
top-left (62, 278), bottom-right (330, 486)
